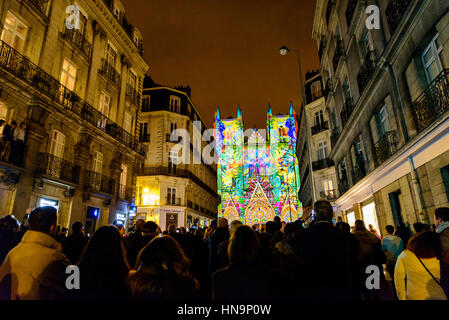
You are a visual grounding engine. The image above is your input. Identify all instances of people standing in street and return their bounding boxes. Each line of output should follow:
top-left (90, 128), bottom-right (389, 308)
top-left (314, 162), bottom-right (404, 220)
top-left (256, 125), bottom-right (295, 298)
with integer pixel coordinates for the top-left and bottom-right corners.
top-left (381, 225), bottom-right (404, 296)
top-left (62, 222), bottom-right (88, 265)
top-left (394, 231), bottom-right (447, 300)
top-left (0, 207), bottom-right (70, 300)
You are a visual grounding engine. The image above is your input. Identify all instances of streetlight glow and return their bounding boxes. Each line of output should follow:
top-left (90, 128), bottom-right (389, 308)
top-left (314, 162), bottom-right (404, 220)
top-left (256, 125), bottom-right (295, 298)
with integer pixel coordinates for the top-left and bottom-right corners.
top-left (280, 46), bottom-right (290, 56)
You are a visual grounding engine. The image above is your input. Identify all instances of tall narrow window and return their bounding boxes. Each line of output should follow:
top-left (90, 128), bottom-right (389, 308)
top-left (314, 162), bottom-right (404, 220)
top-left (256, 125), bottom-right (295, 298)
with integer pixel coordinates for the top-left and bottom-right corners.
top-left (99, 92), bottom-right (111, 116)
top-left (93, 151), bottom-right (103, 174)
top-left (1, 12), bottom-right (28, 52)
top-left (124, 112), bottom-right (133, 133)
top-left (140, 123), bottom-right (148, 142)
top-left (422, 34), bottom-right (443, 83)
top-left (168, 151), bottom-right (178, 174)
top-left (376, 106), bottom-right (390, 137)
top-left (120, 164), bottom-right (127, 187)
top-left (50, 130), bottom-right (66, 158)
top-left (170, 96), bottom-right (181, 113)
top-left (106, 43), bottom-right (117, 67)
top-left (318, 141), bottom-right (328, 160)
top-left (167, 187), bottom-right (177, 205)
top-left (60, 59), bottom-right (77, 91)
top-left (128, 69), bottom-right (137, 90)
top-left (142, 96), bottom-right (150, 112)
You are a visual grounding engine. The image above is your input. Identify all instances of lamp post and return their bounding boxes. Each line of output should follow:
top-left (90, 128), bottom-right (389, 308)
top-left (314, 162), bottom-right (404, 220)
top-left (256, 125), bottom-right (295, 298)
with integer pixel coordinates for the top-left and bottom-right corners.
top-left (280, 46), bottom-right (317, 207)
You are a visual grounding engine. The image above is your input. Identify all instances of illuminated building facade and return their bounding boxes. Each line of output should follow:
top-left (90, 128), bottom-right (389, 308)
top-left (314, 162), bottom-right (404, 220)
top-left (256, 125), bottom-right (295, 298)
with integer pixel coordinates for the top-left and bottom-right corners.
top-left (215, 105), bottom-right (302, 225)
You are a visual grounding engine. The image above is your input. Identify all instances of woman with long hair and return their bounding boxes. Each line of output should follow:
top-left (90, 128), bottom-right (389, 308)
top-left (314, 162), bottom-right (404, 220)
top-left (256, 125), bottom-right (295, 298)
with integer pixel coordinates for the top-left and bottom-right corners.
top-left (394, 231), bottom-right (447, 300)
top-left (128, 235), bottom-right (199, 300)
top-left (77, 226), bottom-right (131, 299)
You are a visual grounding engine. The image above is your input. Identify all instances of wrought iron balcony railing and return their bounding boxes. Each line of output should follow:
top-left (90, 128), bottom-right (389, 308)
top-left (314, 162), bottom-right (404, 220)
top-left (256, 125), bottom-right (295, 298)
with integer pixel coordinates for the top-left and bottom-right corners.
top-left (0, 41), bottom-right (146, 157)
top-left (137, 166), bottom-right (218, 198)
top-left (312, 158), bottom-right (335, 171)
top-left (386, 0), bottom-right (411, 36)
top-left (126, 84), bottom-right (140, 106)
top-left (311, 121), bottom-right (329, 135)
top-left (85, 171), bottom-right (115, 195)
top-left (36, 153), bottom-right (81, 185)
top-left (353, 166), bottom-right (367, 184)
top-left (63, 27), bottom-right (92, 57)
top-left (357, 50), bottom-right (377, 95)
top-left (345, 0), bottom-right (358, 29)
top-left (320, 190), bottom-right (337, 201)
top-left (331, 127), bottom-right (340, 148)
top-left (118, 184), bottom-right (134, 202)
top-left (411, 69), bottom-right (449, 133)
top-left (99, 58), bottom-right (121, 86)
top-left (374, 131), bottom-right (398, 167)
top-left (166, 197), bottom-right (182, 206)
top-left (333, 40), bottom-right (345, 72)
top-left (28, 0), bottom-right (50, 16)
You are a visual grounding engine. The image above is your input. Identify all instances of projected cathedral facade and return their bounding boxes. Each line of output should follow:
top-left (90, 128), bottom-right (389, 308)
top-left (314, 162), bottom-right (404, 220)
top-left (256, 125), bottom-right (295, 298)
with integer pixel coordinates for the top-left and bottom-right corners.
top-left (214, 105), bottom-right (302, 226)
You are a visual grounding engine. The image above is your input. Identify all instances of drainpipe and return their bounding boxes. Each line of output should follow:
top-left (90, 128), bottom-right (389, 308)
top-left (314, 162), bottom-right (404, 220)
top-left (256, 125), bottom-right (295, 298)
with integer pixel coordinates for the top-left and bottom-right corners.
top-left (408, 156), bottom-right (428, 224)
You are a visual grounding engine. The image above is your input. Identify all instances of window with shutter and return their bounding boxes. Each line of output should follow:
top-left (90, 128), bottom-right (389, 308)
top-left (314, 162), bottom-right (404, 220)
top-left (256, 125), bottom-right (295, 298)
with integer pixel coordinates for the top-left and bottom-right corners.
top-left (50, 130), bottom-right (66, 158)
top-left (124, 112), bottom-right (133, 133)
top-left (93, 151), bottom-right (103, 174)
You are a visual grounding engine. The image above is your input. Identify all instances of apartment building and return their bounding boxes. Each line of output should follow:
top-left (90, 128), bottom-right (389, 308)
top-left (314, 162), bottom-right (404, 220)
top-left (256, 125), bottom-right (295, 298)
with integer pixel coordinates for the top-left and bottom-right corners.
top-left (135, 77), bottom-right (219, 230)
top-left (0, 0), bottom-right (148, 235)
top-left (313, 0), bottom-right (449, 234)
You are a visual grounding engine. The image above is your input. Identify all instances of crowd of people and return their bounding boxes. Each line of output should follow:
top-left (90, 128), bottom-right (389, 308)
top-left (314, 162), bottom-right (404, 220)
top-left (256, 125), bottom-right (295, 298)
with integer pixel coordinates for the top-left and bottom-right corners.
top-left (0, 200), bottom-right (448, 300)
top-left (0, 120), bottom-right (27, 166)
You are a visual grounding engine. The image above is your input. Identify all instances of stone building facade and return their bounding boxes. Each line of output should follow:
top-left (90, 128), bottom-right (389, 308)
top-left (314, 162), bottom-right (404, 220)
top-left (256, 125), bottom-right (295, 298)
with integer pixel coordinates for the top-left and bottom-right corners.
top-left (313, 0), bottom-right (449, 234)
top-left (0, 0), bottom-right (148, 236)
top-left (298, 71), bottom-right (338, 208)
top-left (135, 77), bottom-right (219, 230)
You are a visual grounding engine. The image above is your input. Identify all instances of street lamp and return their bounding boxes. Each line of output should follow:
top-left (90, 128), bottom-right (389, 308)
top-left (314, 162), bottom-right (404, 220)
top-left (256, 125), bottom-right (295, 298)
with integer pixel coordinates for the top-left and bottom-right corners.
top-left (280, 45), bottom-right (318, 209)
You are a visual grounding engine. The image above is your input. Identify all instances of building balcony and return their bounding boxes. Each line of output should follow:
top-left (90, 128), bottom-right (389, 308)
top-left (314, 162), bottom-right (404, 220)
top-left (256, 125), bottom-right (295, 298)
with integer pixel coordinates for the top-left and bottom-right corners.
top-left (0, 41), bottom-right (146, 157)
top-left (311, 121), bottom-right (329, 135)
top-left (312, 158), bottom-right (335, 171)
top-left (63, 27), bottom-right (92, 57)
top-left (386, 0), bottom-right (411, 35)
top-left (345, 0), bottom-right (358, 29)
top-left (85, 171), bottom-right (115, 195)
top-left (320, 190), bottom-right (337, 201)
top-left (332, 40), bottom-right (345, 72)
top-left (36, 153), bottom-right (81, 185)
top-left (374, 131), bottom-right (399, 167)
top-left (99, 58), bottom-right (121, 86)
top-left (118, 184), bottom-right (133, 202)
top-left (330, 127), bottom-right (340, 148)
top-left (411, 69), bottom-right (449, 133)
top-left (357, 50), bottom-right (377, 95)
top-left (125, 84), bottom-right (140, 106)
top-left (166, 197), bottom-right (182, 206)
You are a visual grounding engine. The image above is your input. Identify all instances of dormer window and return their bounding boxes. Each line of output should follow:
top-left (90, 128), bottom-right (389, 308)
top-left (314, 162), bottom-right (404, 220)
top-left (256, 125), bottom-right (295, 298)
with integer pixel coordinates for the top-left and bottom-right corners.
top-left (169, 96), bottom-right (181, 113)
top-left (311, 81), bottom-right (322, 100)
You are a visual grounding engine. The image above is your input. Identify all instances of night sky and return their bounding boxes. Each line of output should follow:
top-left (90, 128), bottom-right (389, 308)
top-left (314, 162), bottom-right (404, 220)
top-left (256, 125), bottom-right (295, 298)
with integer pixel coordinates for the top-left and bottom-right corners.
top-left (122, 0), bottom-right (319, 128)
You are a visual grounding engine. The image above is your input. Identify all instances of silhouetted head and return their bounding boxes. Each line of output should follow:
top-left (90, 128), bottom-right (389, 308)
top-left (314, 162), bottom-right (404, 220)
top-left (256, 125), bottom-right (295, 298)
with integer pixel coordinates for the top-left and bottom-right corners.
top-left (218, 218), bottom-right (228, 229)
top-left (135, 219), bottom-right (145, 231)
top-left (435, 207), bottom-right (449, 226)
top-left (72, 221), bottom-right (83, 234)
top-left (0, 215), bottom-right (20, 235)
top-left (28, 206), bottom-right (57, 235)
top-left (386, 225), bottom-right (395, 235)
top-left (142, 221), bottom-right (158, 237)
top-left (230, 220), bottom-right (243, 234)
top-left (413, 222), bottom-right (425, 233)
top-left (354, 220), bottom-right (367, 232)
top-left (313, 200), bottom-right (333, 222)
top-left (228, 225), bottom-right (260, 264)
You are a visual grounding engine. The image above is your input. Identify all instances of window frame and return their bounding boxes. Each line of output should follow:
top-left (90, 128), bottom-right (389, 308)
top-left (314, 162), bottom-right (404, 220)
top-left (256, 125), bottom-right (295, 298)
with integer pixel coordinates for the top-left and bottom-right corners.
top-left (1, 11), bottom-right (28, 52)
top-left (60, 59), bottom-right (78, 91)
top-left (50, 130), bottom-right (66, 159)
top-left (422, 33), bottom-right (443, 84)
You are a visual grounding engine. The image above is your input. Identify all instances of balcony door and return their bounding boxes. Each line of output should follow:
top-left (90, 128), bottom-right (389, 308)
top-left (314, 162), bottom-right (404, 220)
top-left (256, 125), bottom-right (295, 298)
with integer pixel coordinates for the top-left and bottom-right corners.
top-left (422, 34), bottom-right (443, 84)
top-left (318, 141), bottom-right (328, 161)
top-left (98, 91), bottom-right (111, 129)
top-left (167, 187), bottom-right (177, 205)
top-left (92, 151), bottom-right (103, 190)
top-left (49, 130), bottom-right (66, 179)
top-left (168, 151), bottom-right (178, 175)
top-left (106, 43), bottom-right (117, 68)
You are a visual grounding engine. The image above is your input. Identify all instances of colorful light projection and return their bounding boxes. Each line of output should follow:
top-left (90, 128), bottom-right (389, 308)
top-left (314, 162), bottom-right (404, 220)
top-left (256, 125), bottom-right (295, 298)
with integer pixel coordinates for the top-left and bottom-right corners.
top-left (214, 105), bottom-right (302, 226)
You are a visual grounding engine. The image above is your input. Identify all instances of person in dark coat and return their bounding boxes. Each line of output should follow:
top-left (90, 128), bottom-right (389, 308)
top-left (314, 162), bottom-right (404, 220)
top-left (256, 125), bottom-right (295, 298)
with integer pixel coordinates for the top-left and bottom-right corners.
top-left (212, 225), bottom-right (279, 300)
top-left (127, 221), bottom-right (158, 269)
top-left (0, 121), bottom-right (16, 162)
top-left (216, 220), bottom-right (243, 270)
top-left (208, 218), bottom-right (230, 276)
top-left (299, 200), bottom-right (360, 300)
top-left (0, 215), bottom-right (21, 265)
top-left (395, 222), bottom-right (412, 247)
top-left (62, 222), bottom-right (88, 264)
